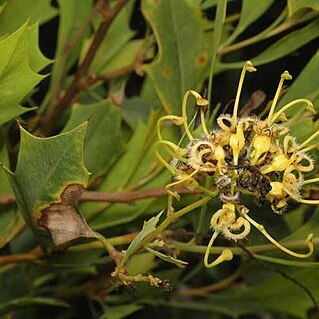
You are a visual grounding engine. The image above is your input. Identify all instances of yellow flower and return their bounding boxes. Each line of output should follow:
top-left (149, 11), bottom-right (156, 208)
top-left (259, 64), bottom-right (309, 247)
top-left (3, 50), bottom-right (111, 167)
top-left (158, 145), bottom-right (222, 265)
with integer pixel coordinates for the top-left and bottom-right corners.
top-left (155, 60), bottom-right (317, 269)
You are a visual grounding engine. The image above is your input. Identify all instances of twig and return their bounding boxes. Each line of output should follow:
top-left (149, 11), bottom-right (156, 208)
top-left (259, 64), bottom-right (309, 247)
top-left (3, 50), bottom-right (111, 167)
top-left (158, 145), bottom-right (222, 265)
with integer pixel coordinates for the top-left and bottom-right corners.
top-left (41, 0), bottom-right (127, 136)
top-left (0, 186), bottom-right (203, 206)
top-left (0, 232), bottom-right (137, 265)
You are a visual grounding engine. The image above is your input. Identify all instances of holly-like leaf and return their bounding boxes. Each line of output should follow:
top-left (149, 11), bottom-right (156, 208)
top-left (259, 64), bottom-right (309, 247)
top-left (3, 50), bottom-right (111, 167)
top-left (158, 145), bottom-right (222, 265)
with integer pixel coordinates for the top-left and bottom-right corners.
top-left (142, 0), bottom-right (209, 113)
top-left (0, 147), bottom-right (24, 249)
top-left (2, 122), bottom-right (95, 247)
top-left (0, 23), bottom-right (50, 125)
top-left (63, 99), bottom-right (124, 181)
top-left (0, 0), bottom-right (57, 36)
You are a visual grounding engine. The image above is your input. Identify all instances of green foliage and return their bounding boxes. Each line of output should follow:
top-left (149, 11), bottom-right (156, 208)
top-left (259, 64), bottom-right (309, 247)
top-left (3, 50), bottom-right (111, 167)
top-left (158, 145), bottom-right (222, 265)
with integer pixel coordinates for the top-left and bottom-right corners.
top-left (0, 23), bottom-right (49, 125)
top-left (1, 0), bottom-right (319, 318)
top-left (142, 0), bottom-right (209, 113)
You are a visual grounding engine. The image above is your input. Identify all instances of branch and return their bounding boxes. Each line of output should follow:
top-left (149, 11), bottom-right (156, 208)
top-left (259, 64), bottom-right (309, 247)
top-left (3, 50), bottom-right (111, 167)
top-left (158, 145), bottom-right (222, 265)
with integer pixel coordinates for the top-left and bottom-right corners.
top-left (48, 4), bottom-right (99, 108)
top-left (0, 186), bottom-right (203, 206)
top-left (41, 0), bottom-right (127, 136)
top-left (0, 232), bottom-right (137, 265)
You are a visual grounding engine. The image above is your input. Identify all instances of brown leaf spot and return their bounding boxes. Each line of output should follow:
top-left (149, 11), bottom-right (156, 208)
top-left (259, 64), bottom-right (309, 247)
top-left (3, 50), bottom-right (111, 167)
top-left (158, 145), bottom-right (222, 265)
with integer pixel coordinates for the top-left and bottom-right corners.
top-left (163, 68), bottom-right (173, 78)
top-left (196, 53), bottom-right (208, 66)
top-left (38, 184), bottom-right (96, 246)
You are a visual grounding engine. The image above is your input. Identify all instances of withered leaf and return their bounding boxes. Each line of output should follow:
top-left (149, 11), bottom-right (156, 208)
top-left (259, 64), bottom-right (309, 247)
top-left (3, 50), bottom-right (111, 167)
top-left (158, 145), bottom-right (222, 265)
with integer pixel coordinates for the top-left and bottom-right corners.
top-left (38, 184), bottom-right (96, 246)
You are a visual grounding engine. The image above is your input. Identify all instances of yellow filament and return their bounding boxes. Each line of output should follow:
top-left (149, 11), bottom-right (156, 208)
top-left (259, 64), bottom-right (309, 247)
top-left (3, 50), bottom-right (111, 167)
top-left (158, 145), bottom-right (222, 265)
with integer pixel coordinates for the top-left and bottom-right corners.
top-left (299, 131), bottom-right (319, 149)
top-left (298, 143), bottom-right (319, 153)
top-left (233, 61), bottom-right (256, 120)
top-left (200, 108), bottom-right (209, 136)
top-left (182, 90), bottom-right (208, 141)
top-left (303, 177), bottom-right (319, 185)
top-left (204, 232), bottom-right (233, 268)
top-left (269, 99), bottom-right (314, 124)
top-left (267, 71), bottom-right (292, 121)
top-left (165, 169), bottom-right (199, 200)
top-left (154, 141), bottom-right (185, 175)
top-left (244, 214), bottom-right (313, 258)
top-left (296, 198), bottom-right (319, 205)
top-left (157, 115), bottom-right (184, 141)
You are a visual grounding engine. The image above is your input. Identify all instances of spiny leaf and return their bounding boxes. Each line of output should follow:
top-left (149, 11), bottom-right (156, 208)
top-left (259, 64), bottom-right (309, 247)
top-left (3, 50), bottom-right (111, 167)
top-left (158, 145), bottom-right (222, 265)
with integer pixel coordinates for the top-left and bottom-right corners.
top-left (0, 147), bottom-right (24, 249)
top-left (142, 0), bottom-right (209, 113)
top-left (0, 23), bottom-right (50, 125)
top-left (0, 0), bottom-right (57, 35)
top-left (63, 99), bottom-right (124, 181)
top-left (2, 122), bottom-right (95, 246)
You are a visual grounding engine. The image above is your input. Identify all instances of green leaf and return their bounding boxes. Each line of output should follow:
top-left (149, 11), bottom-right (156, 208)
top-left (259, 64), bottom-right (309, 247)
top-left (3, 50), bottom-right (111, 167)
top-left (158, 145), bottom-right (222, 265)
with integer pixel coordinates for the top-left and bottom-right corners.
top-left (0, 297), bottom-right (69, 315)
top-left (2, 122), bottom-right (95, 246)
top-left (85, 114), bottom-right (172, 229)
top-left (157, 269), bottom-right (319, 318)
top-left (100, 39), bottom-right (143, 75)
top-left (126, 252), bottom-right (156, 275)
top-left (227, 0), bottom-right (275, 42)
top-left (142, 0), bottom-right (209, 113)
top-left (146, 247), bottom-right (188, 268)
top-left (86, 0), bottom-right (136, 73)
top-left (0, 23), bottom-right (50, 125)
top-left (43, 0), bottom-right (93, 108)
top-left (274, 52), bottom-right (319, 144)
top-left (0, 147), bottom-right (24, 249)
top-left (100, 304), bottom-right (141, 319)
top-left (27, 23), bottom-right (52, 72)
top-left (288, 0), bottom-right (319, 16)
top-left (219, 19), bottom-right (319, 70)
top-left (207, 0), bottom-right (226, 103)
top-left (201, 0), bottom-right (218, 10)
top-left (255, 254), bottom-right (319, 268)
top-left (124, 211), bottom-right (163, 262)
top-left (122, 97), bottom-right (157, 130)
top-left (205, 269), bottom-right (319, 318)
top-left (0, 0), bottom-right (57, 35)
top-left (279, 51), bottom-right (319, 108)
top-left (63, 100), bottom-right (124, 181)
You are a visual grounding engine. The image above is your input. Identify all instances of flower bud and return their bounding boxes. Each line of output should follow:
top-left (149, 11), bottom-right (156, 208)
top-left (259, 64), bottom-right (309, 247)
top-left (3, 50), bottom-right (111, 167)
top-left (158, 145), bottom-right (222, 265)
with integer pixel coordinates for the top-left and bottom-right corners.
top-left (251, 134), bottom-right (271, 164)
top-left (229, 124), bottom-right (245, 165)
top-left (262, 154), bottom-right (292, 174)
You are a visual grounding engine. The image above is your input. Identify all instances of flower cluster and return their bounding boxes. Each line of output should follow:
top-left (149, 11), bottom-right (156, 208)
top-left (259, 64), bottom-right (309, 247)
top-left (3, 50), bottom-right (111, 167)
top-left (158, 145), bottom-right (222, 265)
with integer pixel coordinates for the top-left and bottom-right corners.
top-left (156, 61), bottom-right (317, 268)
